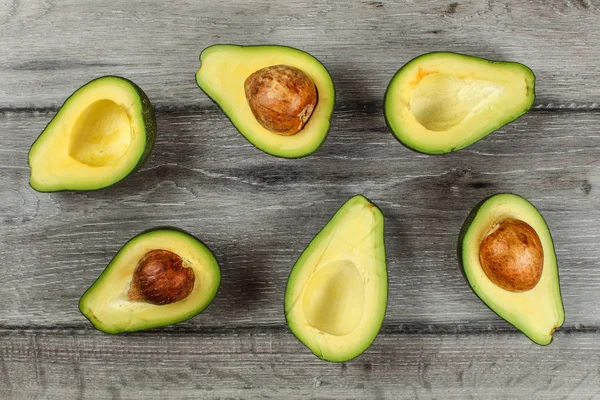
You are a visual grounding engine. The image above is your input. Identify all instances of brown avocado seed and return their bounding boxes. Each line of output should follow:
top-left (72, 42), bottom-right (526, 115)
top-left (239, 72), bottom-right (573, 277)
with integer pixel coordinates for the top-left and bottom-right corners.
top-left (244, 64), bottom-right (318, 135)
top-left (479, 218), bottom-right (544, 292)
top-left (128, 250), bottom-right (195, 305)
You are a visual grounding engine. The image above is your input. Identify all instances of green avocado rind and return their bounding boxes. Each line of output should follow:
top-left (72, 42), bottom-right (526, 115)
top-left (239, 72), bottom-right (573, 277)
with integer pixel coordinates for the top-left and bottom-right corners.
top-left (27, 76), bottom-right (156, 192)
top-left (79, 228), bottom-right (221, 334)
top-left (284, 195), bottom-right (388, 362)
top-left (384, 52), bottom-right (536, 155)
top-left (195, 44), bottom-right (335, 159)
top-left (457, 193), bottom-right (565, 345)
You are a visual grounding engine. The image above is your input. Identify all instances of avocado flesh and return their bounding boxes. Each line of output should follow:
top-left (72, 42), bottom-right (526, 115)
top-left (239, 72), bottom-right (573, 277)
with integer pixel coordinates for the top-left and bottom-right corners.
top-left (459, 194), bottom-right (564, 345)
top-left (28, 76), bottom-right (156, 191)
top-left (385, 52), bottom-right (535, 154)
top-left (285, 195), bottom-right (387, 362)
top-left (79, 229), bottom-right (220, 333)
top-left (195, 44), bottom-right (335, 158)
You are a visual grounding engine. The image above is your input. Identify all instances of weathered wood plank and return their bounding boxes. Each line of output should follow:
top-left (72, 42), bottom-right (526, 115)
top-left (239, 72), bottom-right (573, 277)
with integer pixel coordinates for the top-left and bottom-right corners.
top-left (0, 328), bottom-right (599, 399)
top-left (0, 0), bottom-right (600, 108)
top-left (1, 0), bottom-right (600, 398)
top-left (1, 109), bottom-right (599, 330)
top-left (2, 1), bottom-right (600, 397)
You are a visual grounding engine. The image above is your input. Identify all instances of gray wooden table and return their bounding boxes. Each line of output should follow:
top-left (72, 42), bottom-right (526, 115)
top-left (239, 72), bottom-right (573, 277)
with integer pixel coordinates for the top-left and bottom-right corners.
top-left (2, 1), bottom-right (600, 398)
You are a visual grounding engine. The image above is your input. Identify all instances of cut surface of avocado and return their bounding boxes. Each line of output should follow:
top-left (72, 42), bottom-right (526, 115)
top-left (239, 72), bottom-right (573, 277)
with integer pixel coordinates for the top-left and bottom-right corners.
top-left (285, 195), bottom-right (387, 362)
top-left (459, 194), bottom-right (564, 345)
top-left (385, 52), bottom-right (535, 154)
top-left (196, 44), bottom-right (335, 158)
top-left (79, 229), bottom-right (220, 333)
top-left (28, 76), bottom-right (156, 191)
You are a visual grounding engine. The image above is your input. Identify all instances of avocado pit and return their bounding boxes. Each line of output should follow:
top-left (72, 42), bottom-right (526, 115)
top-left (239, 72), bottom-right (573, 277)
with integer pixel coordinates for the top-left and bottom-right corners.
top-left (244, 65), bottom-right (317, 135)
top-left (479, 218), bottom-right (543, 292)
top-left (128, 250), bottom-right (195, 305)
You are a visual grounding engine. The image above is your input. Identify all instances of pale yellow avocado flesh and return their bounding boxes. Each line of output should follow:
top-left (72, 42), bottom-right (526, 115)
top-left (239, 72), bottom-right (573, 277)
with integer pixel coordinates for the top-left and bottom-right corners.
top-left (28, 77), bottom-right (149, 191)
top-left (385, 52), bottom-right (535, 154)
top-left (410, 74), bottom-right (506, 132)
top-left (79, 230), bottom-right (220, 333)
top-left (196, 45), bottom-right (334, 158)
top-left (461, 194), bottom-right (564, 345)
top-left (285, 196), bottom-right (387, 362)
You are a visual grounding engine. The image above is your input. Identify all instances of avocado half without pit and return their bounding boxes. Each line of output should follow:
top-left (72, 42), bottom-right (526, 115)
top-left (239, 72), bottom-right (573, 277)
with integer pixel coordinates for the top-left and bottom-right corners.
top-left (458, 194), bottom-right (564, 345)
top-left (28, 76), bottom-right (156, 191)
top-left (384, 52), bottom-right (535, 154)
top-left (285, 195), bottom-right (388, 362)
top-left (79, 229), bottom-right (220, 333)
top-left (195, 44), bottom-right (335, 158)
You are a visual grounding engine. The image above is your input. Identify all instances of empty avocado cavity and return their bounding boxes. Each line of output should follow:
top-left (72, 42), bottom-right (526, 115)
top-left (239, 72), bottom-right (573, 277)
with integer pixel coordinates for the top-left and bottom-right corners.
top-left (302, 259), bottom-right (365, 337)
top-left (285, 195), bottom-right (388, 362)
top-left (385, 52), bottom-right (535, 154)
top-left (28, 76), bottom-right (156, 191)
top-left (69, 99), bottom-right (133, 167)
top-left (410, 73), bottom-right (505, 132)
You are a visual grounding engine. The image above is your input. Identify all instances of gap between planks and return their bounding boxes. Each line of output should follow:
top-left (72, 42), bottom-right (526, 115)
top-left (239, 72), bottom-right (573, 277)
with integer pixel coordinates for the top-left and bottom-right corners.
top-left (0, 323), bottom-right (598, 336)
top-left (0, 102), bottom-right (599, 117)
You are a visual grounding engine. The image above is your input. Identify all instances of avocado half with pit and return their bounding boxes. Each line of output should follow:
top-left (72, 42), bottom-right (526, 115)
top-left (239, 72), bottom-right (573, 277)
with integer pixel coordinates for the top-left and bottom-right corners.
top-left (28, 76), bottom-right (156, 191)
top-left (385, 52), bottom-right (535, 154)
top-left (80, 229), bottom-right (220, 333)
top-left (458, 193), bottom-right (564, 345)
top-left (285, 195), bottom-right (387, 362)
top-left (195, 44), bottom-right (335, 158)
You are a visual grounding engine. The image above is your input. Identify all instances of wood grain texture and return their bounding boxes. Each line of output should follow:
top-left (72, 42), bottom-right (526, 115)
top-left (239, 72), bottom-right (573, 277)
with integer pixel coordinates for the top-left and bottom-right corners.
top-left (1, 328), bottom-right (599, 399)
top-left (2, 0), bottom-right (600, 398)
top-left (0, 0), bottom-right (600, 109)
top-left (2, 109), bottom-right (599, 330)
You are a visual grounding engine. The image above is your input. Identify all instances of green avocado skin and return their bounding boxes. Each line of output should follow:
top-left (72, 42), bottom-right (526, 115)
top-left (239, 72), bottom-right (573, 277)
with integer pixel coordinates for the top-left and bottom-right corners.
top-left (129, 78), bottom-right (157, 175)
top-left (195, 44), bottom-right (335, 159)
top-left (79, 228), bottom-right (221, 334)
top-left (27, 76), bottom-right (156, 192)
top-left (284, 195), bottom-right (388, 363)
top-left (457, 193), bottom-right (565, 346)
top-left (198, 74), bottom-right (328, 159)
top-left (456, 195), bottom-right (489, 277)
top-left (384, 52), bottom-right (536, 155)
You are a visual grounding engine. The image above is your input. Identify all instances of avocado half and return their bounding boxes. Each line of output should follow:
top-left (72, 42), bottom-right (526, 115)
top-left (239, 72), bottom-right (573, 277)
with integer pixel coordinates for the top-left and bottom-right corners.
top-left (80, 229), bottom-right (220, 333)
top-left (285, 195), bottom-right (388, 362)
top-left (195, 44), bottom-right (335, 158)
top-left (458, 194), bottom-right (564, 345)
top-left (385, 52), bottom-right (535, 154)
top-left (28, 76), bottom-right (156, 192)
